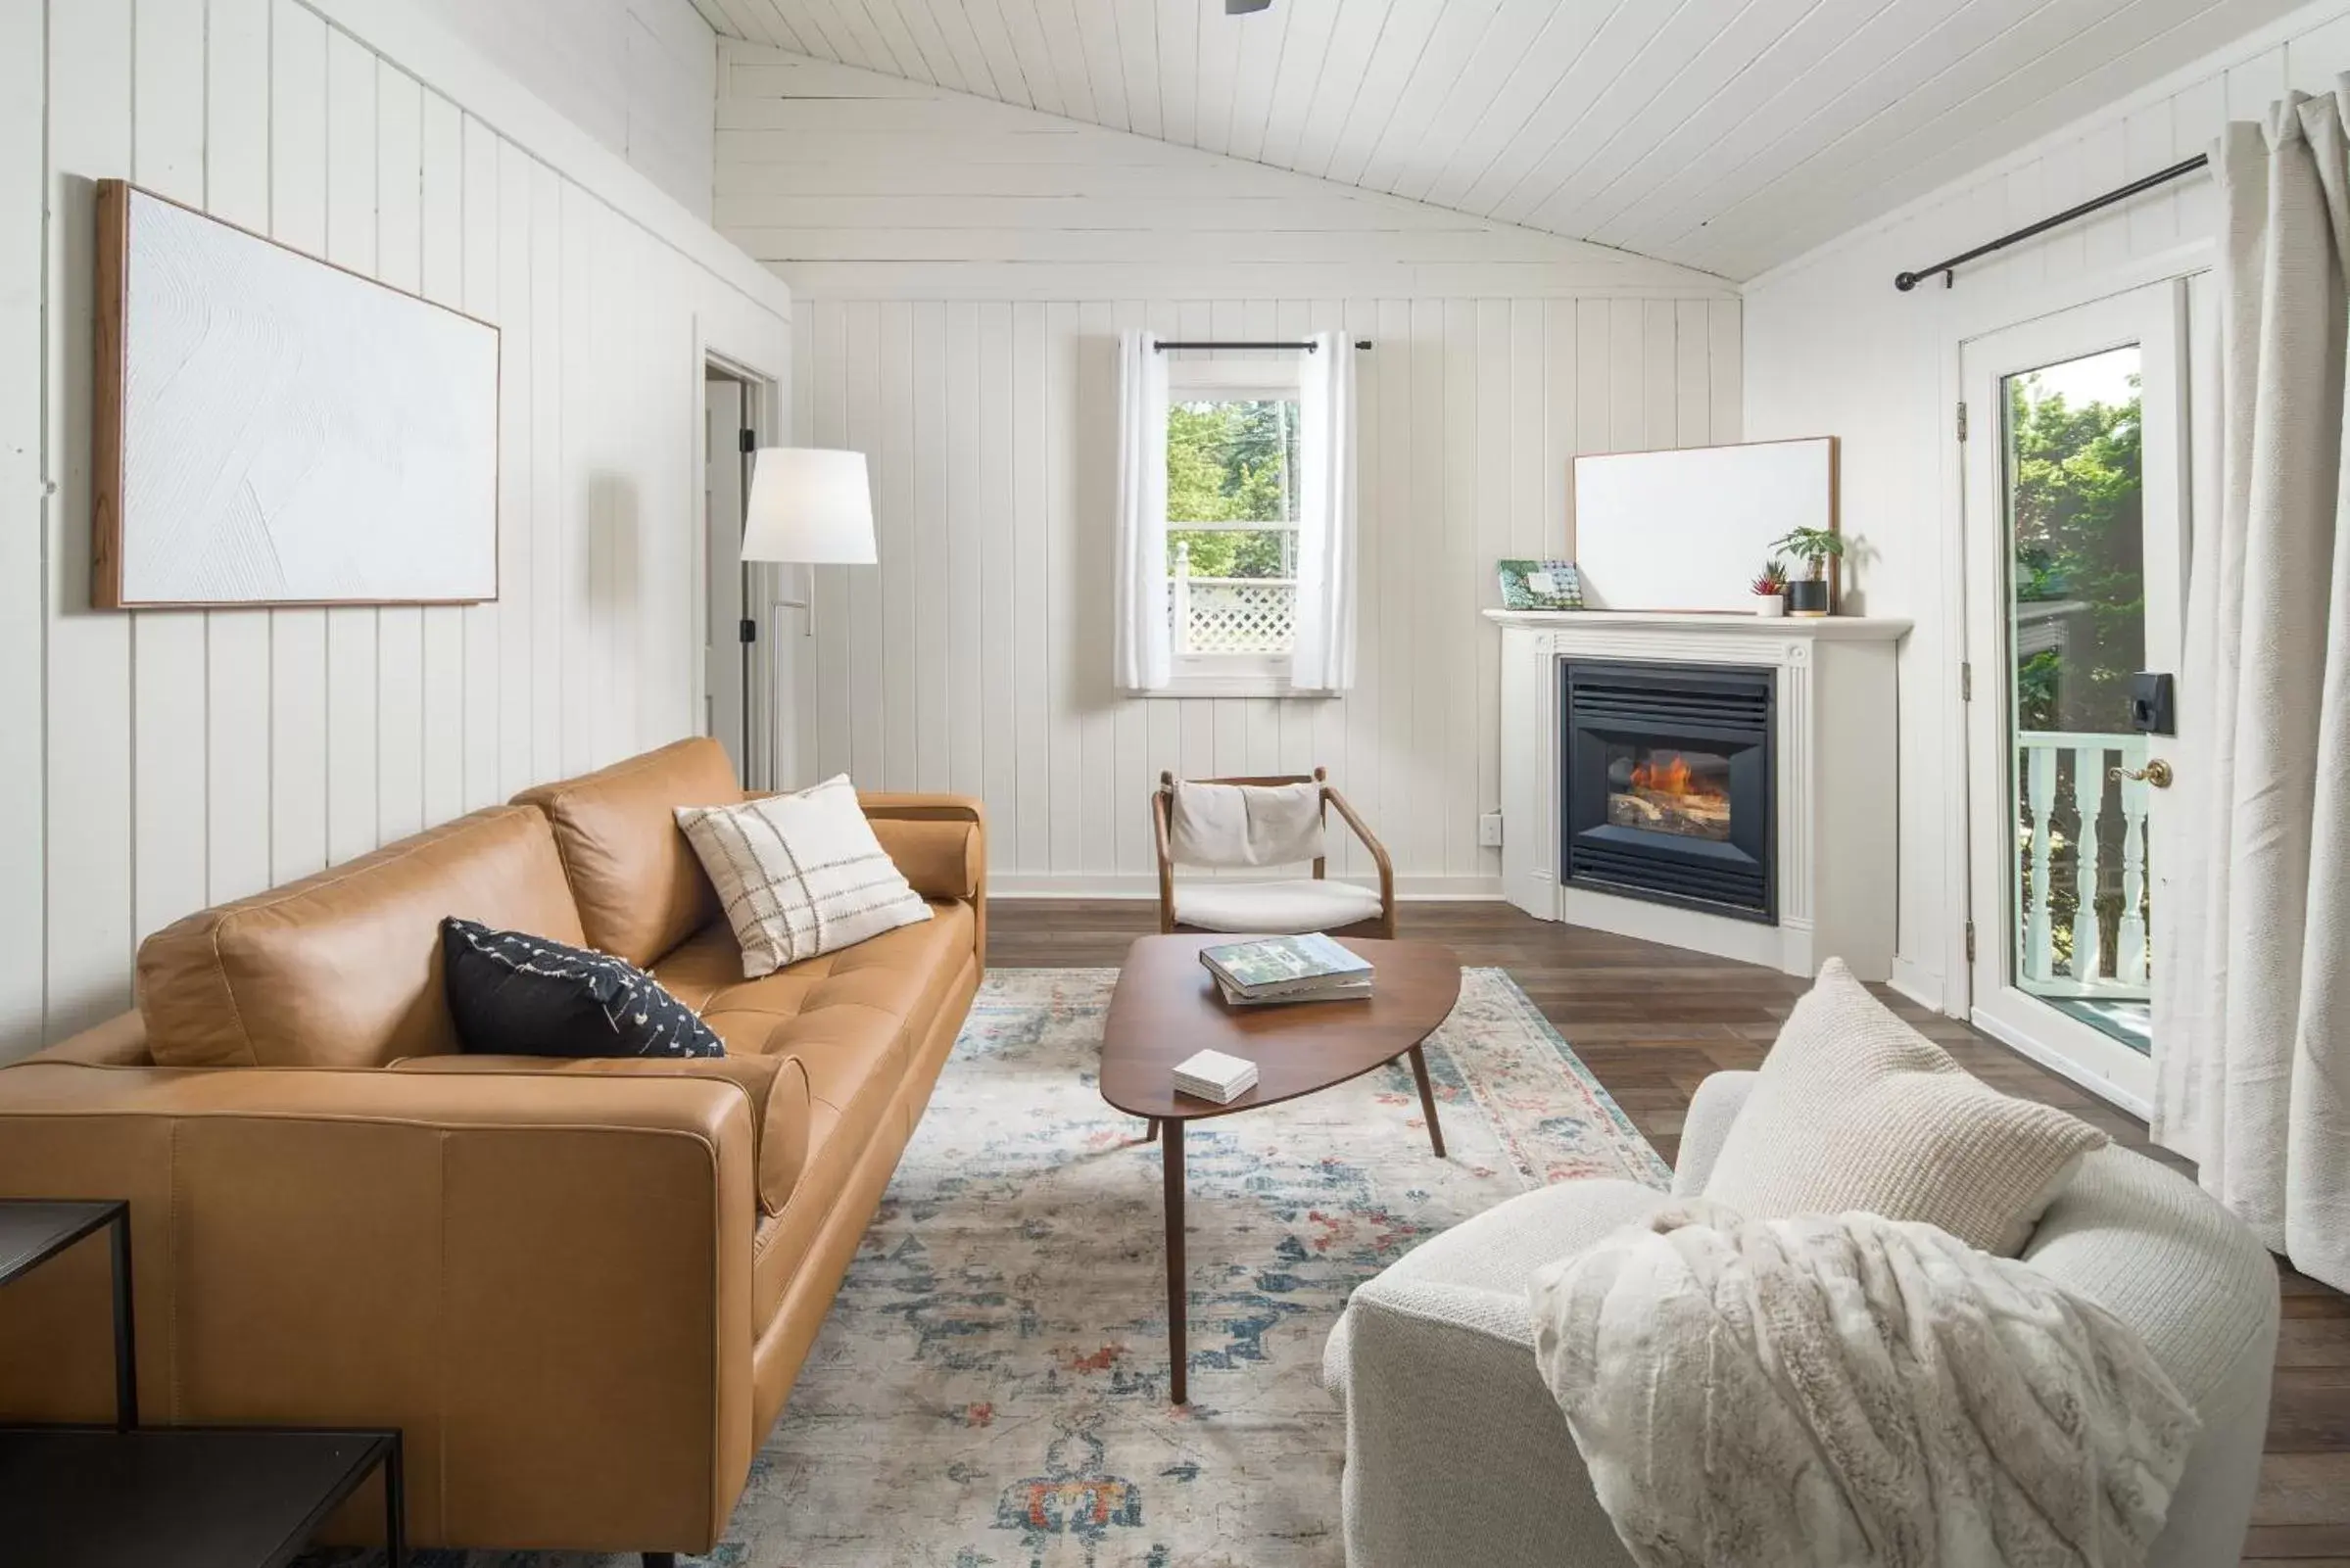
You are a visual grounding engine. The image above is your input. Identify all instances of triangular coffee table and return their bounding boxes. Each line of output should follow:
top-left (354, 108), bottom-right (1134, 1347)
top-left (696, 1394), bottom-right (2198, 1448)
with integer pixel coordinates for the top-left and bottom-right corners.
top-left (1099, 933), bottom-right (1463, 1405)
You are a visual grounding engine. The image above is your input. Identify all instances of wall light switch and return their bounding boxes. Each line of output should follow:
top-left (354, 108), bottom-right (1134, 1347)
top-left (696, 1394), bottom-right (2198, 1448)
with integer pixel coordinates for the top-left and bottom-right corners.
top-left (1478, 812), bottom-right (1505, 847)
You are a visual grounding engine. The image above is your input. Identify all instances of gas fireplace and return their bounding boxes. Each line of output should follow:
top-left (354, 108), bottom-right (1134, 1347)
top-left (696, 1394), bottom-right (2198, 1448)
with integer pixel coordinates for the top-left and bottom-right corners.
top-left (1560, 661), bottom-right (1774, 922)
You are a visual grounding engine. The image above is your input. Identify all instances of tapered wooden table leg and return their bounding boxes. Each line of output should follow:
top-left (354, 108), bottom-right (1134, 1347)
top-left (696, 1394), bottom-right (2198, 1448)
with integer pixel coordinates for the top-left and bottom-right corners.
top-left (1144, 1117), bottom-right (1160, 1142)
top-left (1163, 1117), bottom-right (1186, 1405)
top-left (1408, 1044), bottom-right (1446, 1160)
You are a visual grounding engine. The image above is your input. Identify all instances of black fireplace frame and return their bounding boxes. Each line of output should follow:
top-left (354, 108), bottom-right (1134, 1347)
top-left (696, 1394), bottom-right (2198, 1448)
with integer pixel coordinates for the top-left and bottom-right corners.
top-left (1559, 660), bottom-right (1777, 924)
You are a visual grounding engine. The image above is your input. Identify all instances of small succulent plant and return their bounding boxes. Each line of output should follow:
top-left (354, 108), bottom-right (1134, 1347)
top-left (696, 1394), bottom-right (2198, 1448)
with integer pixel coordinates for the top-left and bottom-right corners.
top-left (1751, 560), bottom-right (1790, 595)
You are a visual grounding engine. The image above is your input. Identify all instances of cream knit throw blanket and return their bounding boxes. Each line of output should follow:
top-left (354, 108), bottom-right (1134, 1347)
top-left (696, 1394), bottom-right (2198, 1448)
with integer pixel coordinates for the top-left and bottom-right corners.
top-left (1529, 1204), bottom-right (2200, 1568)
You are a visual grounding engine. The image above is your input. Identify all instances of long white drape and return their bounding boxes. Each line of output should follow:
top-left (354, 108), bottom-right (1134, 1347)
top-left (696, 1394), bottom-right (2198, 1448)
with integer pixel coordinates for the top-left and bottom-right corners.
top-left (2154, 92), bottom-right (2350, 1292)
top-left (1291, 330), bottom-right (1358, 692)
top-left (1113, 329), bottom-right (1171, 693)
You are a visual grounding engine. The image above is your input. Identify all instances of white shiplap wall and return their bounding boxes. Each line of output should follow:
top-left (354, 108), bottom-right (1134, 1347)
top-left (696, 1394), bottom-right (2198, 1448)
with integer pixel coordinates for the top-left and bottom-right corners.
top-left (3, 0), bottom-right (792, 1057)
top-left (1743, 0), bottom-right (2345, 1010)
top-left (722, 50), bottom-right (1743, 895)
top-left (413, 0), bottom-right (717, 220)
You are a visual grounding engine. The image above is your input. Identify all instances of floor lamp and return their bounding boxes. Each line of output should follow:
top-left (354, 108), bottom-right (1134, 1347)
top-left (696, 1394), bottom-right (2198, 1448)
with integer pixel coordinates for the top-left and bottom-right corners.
top-left (740, 448), bottom-right (877, 788)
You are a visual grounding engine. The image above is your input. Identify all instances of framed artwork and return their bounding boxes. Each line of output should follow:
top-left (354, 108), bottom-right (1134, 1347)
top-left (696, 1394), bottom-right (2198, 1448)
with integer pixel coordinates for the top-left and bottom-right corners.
top-left (92, 179), bottom-right (501, 609)
top-left (1497, 559), bottom-right (1583, 611)
top-left (1569, 437), bottom-right (1839, 614)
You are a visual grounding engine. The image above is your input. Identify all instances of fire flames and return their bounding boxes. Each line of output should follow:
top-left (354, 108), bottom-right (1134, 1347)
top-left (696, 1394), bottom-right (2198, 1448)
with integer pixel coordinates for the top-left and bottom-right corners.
top-left (1631, 752), bottom-right (1695, 796)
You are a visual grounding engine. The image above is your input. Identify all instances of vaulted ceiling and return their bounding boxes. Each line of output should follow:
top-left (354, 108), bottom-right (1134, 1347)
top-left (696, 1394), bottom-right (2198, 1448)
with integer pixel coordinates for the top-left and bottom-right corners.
top-left (687, 0), bottom-right (2293, 280)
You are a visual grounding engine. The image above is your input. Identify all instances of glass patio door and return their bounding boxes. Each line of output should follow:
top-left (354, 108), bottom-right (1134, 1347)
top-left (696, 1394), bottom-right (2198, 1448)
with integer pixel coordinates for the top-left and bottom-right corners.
top-left (1960, 281), bottom-right (2191, 1111)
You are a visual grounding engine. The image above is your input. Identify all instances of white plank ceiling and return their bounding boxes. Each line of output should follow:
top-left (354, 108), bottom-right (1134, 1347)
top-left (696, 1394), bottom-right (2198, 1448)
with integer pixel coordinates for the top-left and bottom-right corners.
top-left (687, 0), bottom-right (2301, 280)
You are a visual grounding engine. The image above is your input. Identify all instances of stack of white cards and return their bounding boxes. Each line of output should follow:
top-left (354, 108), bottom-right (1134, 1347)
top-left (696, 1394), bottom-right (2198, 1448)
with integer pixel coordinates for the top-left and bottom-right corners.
top-left (1172, 1048), bottom-right (1259, 1104)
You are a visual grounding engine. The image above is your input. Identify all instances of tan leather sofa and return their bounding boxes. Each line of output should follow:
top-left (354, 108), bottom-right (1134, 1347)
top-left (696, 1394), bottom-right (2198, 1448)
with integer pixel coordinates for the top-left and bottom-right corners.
top-left (0, 738), bottom-right (985, 1562)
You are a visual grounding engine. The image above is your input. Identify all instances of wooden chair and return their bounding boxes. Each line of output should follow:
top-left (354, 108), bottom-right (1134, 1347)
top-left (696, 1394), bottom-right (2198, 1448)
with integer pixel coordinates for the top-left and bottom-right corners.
top-left (1152, 767), bottom-right (1396, 940)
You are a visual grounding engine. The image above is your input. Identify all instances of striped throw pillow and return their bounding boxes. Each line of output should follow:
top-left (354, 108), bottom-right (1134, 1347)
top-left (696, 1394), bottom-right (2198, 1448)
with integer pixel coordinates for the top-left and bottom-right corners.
top-left (675, 776), bottom-right (933, 977)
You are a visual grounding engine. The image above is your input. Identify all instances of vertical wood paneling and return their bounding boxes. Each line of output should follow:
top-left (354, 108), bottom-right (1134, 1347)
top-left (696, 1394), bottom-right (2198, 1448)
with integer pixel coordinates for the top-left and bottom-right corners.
top-left (268, 0), bottom-right (331, 886)
top-left (130, 0), bottom-right (211, 941)
top-left (201, 0), bottom-right (275, 906)
top-left (10, 0), bottom-right (792, 1056)
top-left (46, 0), bottom-right (137, 1036)
top-left (791, 281), bottom-right (1739, 889)
top-left (322, 30), bottom-right (379, 864)
top-left (375, 61), bottom-right (426, 843)
top-left (1, 0), bottom-right (49, 1041)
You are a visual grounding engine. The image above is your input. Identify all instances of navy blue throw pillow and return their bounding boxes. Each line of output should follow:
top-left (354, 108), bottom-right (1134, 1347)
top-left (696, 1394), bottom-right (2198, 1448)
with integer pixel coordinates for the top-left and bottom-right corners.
top-left (440, 918), bottom-right (724, 1059)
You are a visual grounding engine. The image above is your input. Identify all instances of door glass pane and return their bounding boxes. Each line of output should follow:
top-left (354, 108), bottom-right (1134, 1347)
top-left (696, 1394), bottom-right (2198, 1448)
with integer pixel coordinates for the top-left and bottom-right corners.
top-left (2000, 347), bottom-right (2151, 1052)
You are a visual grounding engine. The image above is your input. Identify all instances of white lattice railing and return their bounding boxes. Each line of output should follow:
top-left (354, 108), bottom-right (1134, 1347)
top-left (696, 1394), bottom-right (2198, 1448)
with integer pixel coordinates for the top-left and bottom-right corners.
top-left (2016, 730), bottom-right (2152, 998)
top-left (1170, 544), bottom-right (1296, 655)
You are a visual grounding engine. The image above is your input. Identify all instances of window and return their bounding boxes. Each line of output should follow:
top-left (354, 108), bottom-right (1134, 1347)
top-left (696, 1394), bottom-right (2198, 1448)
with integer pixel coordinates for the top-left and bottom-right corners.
top-left (1164, 357), bottom-right (1301, 692)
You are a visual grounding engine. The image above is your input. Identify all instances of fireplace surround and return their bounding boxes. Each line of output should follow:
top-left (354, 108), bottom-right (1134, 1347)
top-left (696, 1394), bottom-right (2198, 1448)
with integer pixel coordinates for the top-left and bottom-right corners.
top-left (1561, 660), bottom-right (1774, 922)
top-left (1491, 609), bottom-right (1907, 980)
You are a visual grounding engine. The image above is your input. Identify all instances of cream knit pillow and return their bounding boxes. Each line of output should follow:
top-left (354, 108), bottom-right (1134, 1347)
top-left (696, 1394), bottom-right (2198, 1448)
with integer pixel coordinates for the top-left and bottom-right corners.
top-left (675, 776), bottom-right (932, 978)
top-left (1702, 958), bottom-right (2108, 1257)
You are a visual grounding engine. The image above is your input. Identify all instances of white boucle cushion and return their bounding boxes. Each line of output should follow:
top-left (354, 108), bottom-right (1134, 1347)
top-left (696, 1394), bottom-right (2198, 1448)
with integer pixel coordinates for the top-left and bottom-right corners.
top-left (1173, 878), bottom-right (1383, 933)
top-left (1702, 957), bottom-right (2108, 1257)
top-left (675, 776), bottom-right (931, 978)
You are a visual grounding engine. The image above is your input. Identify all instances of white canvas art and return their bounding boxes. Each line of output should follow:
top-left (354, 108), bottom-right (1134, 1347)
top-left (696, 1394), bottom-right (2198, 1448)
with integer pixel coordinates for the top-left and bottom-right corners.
top-left (1572, 438), bottom-right (1838, 613)
top-left (107, 184), bottom-right (499, 605)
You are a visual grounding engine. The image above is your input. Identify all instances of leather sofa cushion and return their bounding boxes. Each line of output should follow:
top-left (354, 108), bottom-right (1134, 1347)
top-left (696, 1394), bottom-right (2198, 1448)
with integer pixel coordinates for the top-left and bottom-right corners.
top-left (653, 901), bottom-right (976, 1061)
top-left (139, 807), bottom-right (586, 1069)
top-left (511, 737), bottom-right (743, 967)
top-left (390, 1052), bottom-right (811, 1216)
top-left (868, 817), bottom-right (982, 902)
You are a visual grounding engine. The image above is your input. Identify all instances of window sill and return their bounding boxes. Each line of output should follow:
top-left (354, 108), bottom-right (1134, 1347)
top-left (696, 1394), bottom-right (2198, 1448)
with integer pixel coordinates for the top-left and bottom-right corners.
top-left (1139, 679), bottom-right (1340, 699)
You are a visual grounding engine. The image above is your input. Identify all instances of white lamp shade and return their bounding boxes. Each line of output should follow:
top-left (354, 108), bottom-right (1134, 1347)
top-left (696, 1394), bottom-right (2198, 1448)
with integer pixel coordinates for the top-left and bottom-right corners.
top-left (742, 447), bottom-right (877, 564)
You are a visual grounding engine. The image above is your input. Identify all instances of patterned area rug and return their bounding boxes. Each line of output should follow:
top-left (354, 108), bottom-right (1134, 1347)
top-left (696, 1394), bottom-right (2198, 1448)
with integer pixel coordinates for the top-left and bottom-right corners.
top-left (329, 966), bottom-right (1666, 1568)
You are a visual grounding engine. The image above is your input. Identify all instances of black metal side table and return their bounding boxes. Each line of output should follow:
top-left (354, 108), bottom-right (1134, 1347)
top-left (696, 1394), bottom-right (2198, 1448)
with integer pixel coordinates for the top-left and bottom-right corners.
top-left (0, 1198), bottom-right (407, 1568)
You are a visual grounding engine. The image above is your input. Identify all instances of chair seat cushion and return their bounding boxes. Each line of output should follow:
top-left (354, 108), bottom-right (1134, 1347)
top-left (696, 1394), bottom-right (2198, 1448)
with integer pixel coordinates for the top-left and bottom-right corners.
top-left (1173, 878), bottom-right (1384, 933)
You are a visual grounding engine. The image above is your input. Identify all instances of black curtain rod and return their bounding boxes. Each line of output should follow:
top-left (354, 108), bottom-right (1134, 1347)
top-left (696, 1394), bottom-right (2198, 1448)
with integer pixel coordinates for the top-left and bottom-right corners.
top-left (1894, 153), bottom-right (2210, 291)
top-left (1152, 339), bottom-right (1374, 351)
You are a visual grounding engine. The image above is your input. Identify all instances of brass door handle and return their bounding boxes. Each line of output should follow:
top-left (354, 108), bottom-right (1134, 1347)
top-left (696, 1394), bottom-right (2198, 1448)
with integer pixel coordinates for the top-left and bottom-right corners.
top-left (2110, 759), bottom-right (2173, 788)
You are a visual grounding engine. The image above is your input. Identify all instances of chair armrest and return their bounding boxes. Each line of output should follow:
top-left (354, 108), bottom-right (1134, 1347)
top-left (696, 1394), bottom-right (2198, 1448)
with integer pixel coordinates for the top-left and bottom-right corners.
top-left (1321, 784), bottom-right (1394, 919)
top-left (860, 792), bottom-right (987, 966)
top-left (1671, 1069), bottom-right (1759, 1196)
top-left (1327, 1276), bottom-right (1627, 1568)
top-left (0, 1061), bottom-right (758, 1553)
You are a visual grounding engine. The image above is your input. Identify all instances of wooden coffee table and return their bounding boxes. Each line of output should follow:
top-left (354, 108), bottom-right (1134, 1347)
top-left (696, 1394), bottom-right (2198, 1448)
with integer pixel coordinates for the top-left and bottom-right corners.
top-left (1099, 933), bottom-right (1463, 1404)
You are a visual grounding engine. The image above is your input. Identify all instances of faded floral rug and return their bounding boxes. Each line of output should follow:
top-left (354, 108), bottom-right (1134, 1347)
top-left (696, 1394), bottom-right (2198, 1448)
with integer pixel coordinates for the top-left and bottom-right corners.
top-left (331, 966), bottom-right (1666, 1568)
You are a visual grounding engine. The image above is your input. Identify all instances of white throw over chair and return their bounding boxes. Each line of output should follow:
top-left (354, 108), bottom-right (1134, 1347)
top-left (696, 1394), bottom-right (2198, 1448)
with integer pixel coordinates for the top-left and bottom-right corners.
top-left (1152, 769), bottom-right (1396, 939)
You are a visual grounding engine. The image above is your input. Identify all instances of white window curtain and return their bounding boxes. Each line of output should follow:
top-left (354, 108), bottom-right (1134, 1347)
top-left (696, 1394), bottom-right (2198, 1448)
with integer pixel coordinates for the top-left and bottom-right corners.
top-left (1291, 330), bottom-right (1359, 692)
top-left (2153, 94), bottom-right (2350, 1292)
top-left (1113, 329), bottom-right (1171, 693)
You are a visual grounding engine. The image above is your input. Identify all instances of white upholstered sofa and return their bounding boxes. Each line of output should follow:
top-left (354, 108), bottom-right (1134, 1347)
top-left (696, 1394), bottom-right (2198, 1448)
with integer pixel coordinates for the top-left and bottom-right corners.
top-left (1322, 1069), bottom-right (2282, 1568)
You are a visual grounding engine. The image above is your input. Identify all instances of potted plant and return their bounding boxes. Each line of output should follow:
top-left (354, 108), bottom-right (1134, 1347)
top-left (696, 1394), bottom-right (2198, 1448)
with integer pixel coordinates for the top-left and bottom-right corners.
top-left (1751, 560), bottom-right (1789, 618)
top-left (1771, 526), bottom-right (1846, 617)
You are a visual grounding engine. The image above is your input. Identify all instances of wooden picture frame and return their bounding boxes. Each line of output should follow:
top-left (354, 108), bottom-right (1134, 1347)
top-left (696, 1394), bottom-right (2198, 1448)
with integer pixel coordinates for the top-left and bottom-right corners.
top-left (92, 179), bottom-right (501, 609)
top-left (1570, 436), bottom-right (1842, 614)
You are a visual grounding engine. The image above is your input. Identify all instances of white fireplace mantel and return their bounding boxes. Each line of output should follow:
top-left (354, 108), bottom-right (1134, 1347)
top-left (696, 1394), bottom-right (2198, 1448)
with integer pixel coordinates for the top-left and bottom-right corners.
top-left (1488, 609), bottom-right (1911, 980)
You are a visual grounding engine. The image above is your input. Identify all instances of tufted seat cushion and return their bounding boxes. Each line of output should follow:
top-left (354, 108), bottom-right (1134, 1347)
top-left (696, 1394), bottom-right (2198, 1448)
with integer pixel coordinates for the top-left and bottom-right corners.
top-left (1172, 878), bottom-right (1385, 933)
top-left (654, 901), bottom-right (978, 1321)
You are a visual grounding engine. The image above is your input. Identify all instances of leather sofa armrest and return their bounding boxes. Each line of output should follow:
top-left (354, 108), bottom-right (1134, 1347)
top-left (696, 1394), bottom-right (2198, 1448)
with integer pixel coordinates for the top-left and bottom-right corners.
top-left (859, 793), bottom-right (987, 967)
top-left (1670, 1069), bottom-right (1759, 1197)
top-left (0, 1061), bottom-right (757, 1554)
top-left (391, 1052), bottom-right (810, 1216)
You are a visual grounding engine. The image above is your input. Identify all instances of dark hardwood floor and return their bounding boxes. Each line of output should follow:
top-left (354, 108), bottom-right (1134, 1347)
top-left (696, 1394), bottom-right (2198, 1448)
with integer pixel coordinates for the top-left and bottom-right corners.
top-left (988, 897), bottom-right (2350, 1566)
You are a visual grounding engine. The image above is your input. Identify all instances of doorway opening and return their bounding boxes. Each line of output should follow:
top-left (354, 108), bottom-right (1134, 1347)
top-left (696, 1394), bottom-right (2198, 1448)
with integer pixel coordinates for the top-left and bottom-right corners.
top-left (704, 364), bottom-right (777, 790)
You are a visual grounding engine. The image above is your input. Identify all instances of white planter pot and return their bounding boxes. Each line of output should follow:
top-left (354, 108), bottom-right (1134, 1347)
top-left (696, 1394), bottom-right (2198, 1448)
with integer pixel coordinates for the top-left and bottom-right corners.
top-left (1754, 594), bottom-right (1787, 618)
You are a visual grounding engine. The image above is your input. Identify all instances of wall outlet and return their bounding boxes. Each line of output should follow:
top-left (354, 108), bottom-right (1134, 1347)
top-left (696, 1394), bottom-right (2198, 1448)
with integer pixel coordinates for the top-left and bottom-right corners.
top-left (1477, 812), bottom-right (1505, 848)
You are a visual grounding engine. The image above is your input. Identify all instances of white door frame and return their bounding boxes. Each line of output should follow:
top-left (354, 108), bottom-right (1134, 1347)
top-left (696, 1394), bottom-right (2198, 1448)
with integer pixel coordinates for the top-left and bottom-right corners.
top-left (1924, 239), bottom-right (2213, 1026)
top-left (1957, 279), bottom-right (2189, 1116)
top-left (691, 333), bottom-right (785, 790)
